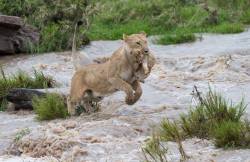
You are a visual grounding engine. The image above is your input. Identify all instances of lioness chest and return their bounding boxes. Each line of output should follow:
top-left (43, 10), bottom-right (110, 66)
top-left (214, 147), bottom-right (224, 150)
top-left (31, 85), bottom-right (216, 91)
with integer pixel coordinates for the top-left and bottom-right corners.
top-left (120, 68), bottom-right (134, 83)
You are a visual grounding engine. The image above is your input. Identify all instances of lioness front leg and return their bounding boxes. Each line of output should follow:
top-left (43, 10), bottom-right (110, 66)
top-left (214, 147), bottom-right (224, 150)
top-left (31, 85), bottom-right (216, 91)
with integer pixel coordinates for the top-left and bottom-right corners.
top-left (131, 80), bottom-right (142, 104)
top-left (108, 77), bottom-right (135, 105)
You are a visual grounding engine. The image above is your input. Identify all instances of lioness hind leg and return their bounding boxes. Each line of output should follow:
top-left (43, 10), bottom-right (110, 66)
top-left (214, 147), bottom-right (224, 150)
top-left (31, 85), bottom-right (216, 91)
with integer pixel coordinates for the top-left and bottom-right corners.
top-left (67, 86), bottom-right (89, 116)
top-left (67, 96), bottom-right (77, 116)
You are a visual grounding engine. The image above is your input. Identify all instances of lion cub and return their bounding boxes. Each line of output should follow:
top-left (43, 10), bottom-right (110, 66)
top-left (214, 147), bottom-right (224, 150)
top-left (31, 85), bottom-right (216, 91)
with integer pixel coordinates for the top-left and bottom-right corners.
top-left (68, 33), bottom-right (152, 115)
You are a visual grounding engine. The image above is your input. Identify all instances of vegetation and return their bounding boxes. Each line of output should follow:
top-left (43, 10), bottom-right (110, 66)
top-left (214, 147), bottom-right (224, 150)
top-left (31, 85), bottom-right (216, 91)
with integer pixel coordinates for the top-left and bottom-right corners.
top-left (0, 69), bottom-right (55, 111)
top-left (0, 0), bottom-right (249, 49)
top-left (32, 93), bottom-right (68, 120)
top-left (143, 87), bottom-right (249, 161)
top-left (14, 128), bottom-right (31, 142)
top-left (142, 133), bottom-right (169, 162)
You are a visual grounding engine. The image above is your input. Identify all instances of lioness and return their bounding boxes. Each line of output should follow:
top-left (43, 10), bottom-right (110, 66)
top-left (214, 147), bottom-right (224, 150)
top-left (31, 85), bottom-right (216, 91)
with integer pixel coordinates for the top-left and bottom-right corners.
top-left (68, 33), bottom-right (151, 115)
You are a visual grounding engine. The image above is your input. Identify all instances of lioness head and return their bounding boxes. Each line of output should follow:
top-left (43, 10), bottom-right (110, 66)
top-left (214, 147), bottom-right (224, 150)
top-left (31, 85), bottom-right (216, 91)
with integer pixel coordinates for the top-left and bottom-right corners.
top-left (123, 32), bottom-right (150, 73)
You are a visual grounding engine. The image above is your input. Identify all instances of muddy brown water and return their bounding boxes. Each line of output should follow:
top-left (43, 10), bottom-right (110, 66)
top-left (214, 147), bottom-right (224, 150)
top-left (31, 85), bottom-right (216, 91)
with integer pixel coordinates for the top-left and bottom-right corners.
top-left (0, 29), bottom-right (250, 161)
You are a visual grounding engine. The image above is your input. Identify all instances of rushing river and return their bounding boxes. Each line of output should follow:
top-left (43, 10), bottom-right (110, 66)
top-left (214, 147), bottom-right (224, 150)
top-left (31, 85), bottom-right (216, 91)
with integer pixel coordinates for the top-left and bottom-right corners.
top-left (0, 29), bottom-right (250, 161)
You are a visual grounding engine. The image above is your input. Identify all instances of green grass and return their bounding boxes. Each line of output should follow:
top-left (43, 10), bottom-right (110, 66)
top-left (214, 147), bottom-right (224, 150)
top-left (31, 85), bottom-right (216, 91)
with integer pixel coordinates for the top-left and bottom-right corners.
top-left (207, 23), bottom-right (244, 34)
top-left (0, 69), bottom-right (55, 111)
top-left (87, 20), bottom-right (153, 40)
top-left (143, 87), bottom-right (249, 161)
top-left (87, 0), bottom-right (250, 45)
top-left (32, 93), bottom-right (68, 120)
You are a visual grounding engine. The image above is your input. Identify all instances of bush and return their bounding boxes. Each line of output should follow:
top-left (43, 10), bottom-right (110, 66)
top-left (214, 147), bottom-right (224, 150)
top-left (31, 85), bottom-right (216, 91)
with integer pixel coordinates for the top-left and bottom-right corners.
top-left (32, 93), bottom-right (68, 120)
top-left (0, 69), bottom-right (55, 111)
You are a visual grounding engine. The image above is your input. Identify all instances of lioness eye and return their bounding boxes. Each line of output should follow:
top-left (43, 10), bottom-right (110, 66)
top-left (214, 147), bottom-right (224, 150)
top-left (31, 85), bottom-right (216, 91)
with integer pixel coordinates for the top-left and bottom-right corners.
top-left (136, 41), bottom-right (140, 45)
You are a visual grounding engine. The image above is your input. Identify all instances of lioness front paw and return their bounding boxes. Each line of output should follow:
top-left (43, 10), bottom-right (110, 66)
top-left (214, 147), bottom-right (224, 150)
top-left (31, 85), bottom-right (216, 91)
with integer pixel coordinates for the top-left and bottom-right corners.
top-left (133, 91), bottom-right (142, 103)
top-left (126, 95), bottom-right (136, 105)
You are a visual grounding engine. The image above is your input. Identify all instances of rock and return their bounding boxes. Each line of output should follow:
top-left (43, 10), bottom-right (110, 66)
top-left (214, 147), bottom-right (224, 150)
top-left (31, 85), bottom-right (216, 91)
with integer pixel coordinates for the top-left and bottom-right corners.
top-left (63, 121), bottom-right (77, 129)
top-left (52, 126), bottom-right (66, 134)
top-left (0, 15), bottom-right (39, 54)
top-left (0, 15), bottom-right (23, 29)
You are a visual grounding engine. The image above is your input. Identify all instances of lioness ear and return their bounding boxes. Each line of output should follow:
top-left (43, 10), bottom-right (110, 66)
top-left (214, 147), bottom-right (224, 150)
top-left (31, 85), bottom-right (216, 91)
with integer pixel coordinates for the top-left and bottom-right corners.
top-left (140, 31), bottom-right (147, 37)
top-left (123, 33), bottom-right (128, 41)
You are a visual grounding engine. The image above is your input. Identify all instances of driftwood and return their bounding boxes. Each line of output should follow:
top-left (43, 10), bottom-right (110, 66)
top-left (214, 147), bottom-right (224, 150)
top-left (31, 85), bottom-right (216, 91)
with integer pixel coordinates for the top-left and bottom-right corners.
top-left (6, 88), bottom-right (69, 110)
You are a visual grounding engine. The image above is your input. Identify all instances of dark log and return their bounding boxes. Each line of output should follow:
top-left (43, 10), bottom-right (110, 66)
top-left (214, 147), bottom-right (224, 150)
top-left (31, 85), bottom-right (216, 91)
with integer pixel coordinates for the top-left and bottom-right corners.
top-left (11, 101), bottom-right (33, 110)
top-left (6, 88), bottom-right (46, 110)
top-left (5, 88), bottom-right (69, 110)
top-left (6, 88), bottom-right (46, 102)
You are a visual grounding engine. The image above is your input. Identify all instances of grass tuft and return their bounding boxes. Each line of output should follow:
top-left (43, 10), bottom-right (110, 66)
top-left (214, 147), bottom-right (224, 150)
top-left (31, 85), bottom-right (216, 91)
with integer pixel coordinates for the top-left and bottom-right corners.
top-left (14, 128), bottom-right (31, 142)
top-left (142, 133), bottom-right (168, 162)
top-left (180, 88), bottom-right (246, 139)
top-left (32, 93), bottom-right (68, 120)
top-left (143, 87), bottom-right (249, 161)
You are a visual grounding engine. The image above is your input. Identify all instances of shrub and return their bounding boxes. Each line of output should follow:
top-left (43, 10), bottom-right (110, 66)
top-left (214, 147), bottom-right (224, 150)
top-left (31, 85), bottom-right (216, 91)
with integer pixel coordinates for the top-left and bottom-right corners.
top-left (32, 93), bottom-right (68, 120)
top-left (0, 69), bottom-right (55, 111)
